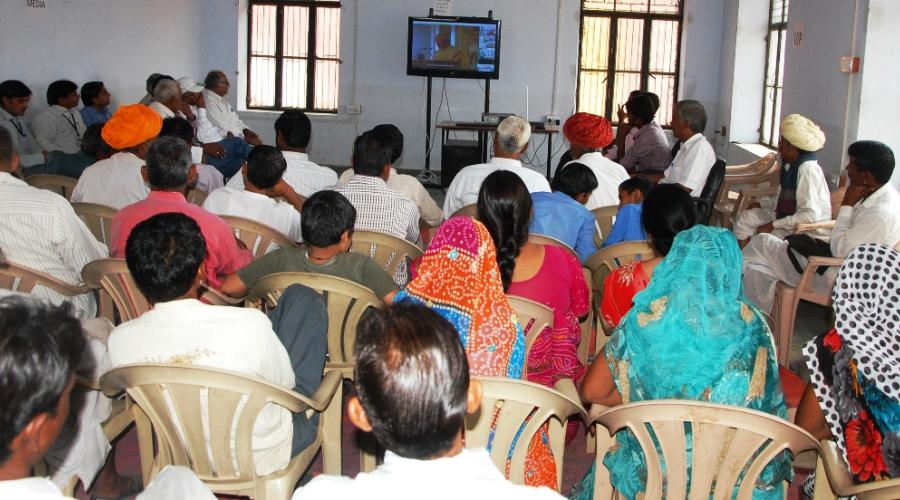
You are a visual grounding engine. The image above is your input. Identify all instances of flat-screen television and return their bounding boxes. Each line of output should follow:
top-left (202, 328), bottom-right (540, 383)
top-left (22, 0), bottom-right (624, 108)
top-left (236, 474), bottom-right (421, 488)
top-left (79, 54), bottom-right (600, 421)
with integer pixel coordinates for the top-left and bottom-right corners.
top-left (407, 16), bottom-right (501, 79)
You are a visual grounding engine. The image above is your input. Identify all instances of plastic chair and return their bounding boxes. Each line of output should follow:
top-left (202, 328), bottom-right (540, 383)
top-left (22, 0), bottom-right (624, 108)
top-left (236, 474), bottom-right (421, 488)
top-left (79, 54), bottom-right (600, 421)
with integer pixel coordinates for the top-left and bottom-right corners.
top-left (507, 295), bottom-right (554, 378)
top-left (25, 174), bottom-right (78, 200)
top-left (451, 203), bottom-right (478, 218)
top-left (81, 258), bottom-right (151, 324)
top-left (0, 260), bottom-right (88, 297)
top-left (591, 400), bottom-right (819, 500)
top-left (693, 158), bottom-right (727, 225)
top-left (583, 241), bottom-right (655, 337)
top-left (100, 363), bottom-right (341, 500)
top-left (591, 205), bottom-right (619, 247)
top-left (72, 202), bottom-right (117, 247)
top-left (465, 376), bottom-right (585, 491)
top-left (528, 233), bottom-right (578, 260)
top-left (220, 215), bottom-right (296, 258)
top-left (350, 230), bottom-right (423, 286)
top-left (185, 188), bottom-right (208, 207)
top-left (812, 439), bottom-right (900, 499)
top-left (712, 153), bottom-right (778, 227)
top-left (247, 272), bottom-right (383, 475)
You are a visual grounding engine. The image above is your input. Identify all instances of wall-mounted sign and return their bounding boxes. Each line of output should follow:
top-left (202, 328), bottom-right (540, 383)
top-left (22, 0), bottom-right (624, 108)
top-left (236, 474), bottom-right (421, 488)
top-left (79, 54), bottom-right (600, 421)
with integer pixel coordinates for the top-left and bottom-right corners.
top-left (792, 22), bottom-right (804, 49)
top-left (434, 0), bottom-right (452, 16)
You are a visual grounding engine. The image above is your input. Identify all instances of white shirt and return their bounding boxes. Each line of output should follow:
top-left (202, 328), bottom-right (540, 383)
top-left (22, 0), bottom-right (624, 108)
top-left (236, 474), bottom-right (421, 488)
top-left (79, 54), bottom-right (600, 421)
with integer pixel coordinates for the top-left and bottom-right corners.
top-left (831, 183), bottom-right (900, 257)
top-left (192, 106), bottom-right (228, 144)
top-left (147, 100), bottom-right (185, 120)
top-left (0, 467), bottom-right (216, 500)
top-left (339, 167), bottom-right (443, 226)
top-left (0, 106), bottom-right (44, 167)
top-left (296, 448), bottom-right (564, 500)
top-left (660, 133), bottom-right (717, 197)
top-left (72, 152), bottom-right (149, 209)
top-left (32, 105), bottom-right (86, 154)
top-left (228, 151), bottom-right (337, 198)
top-left (770, 159), bottom-right (832, 231)
top-left (565, 151), bottom-right (630, 210)
top-left (0, 172), bottom-right (108, 318)
top-left (203, 187), bottom-right (303, 242)
top-left (108, 299), bottom-right (296, 475)
top-left (443, 157), bottom-right (551, 216)
top-left (203, 89), bottom-right (248, 138)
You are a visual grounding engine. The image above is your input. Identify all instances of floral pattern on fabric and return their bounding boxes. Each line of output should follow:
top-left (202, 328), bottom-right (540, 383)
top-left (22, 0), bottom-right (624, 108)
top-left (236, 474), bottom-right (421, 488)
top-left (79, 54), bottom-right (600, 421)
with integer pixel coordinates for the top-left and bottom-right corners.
top-left (600, 261), bottom-right (651, 328)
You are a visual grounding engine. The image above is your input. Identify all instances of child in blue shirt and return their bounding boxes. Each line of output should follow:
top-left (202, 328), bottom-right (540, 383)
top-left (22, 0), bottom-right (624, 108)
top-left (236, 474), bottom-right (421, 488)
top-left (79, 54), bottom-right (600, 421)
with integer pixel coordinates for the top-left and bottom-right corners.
top-left (602, 176), bottom-right (651, 247)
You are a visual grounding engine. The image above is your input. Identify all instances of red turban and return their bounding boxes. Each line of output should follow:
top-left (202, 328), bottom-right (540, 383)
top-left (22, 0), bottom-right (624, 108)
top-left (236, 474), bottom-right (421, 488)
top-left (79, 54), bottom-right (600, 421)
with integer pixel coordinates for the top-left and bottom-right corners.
top-left (563, 112), bottom-right (613, 149)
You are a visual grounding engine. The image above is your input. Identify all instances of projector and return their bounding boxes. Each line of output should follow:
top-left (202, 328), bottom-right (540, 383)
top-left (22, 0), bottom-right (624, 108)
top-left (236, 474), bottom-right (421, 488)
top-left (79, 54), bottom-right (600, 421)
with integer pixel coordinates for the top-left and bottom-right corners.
top-left (481, 112), bottom-right (515, 125)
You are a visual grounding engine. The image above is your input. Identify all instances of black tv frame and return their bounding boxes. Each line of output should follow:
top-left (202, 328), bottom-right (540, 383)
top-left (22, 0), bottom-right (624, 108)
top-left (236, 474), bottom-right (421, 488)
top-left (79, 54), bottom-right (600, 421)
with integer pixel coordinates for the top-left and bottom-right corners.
top-left (406, 15), bottom-right (502, 80)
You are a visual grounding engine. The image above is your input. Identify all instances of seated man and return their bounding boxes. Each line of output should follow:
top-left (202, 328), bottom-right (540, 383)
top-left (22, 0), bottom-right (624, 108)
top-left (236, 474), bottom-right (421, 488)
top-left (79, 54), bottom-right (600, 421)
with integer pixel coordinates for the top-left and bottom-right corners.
top-left (72, 104), bottom-right (161, 209)
top-left (733, 114), bottom-right (831, 247)
top-left (659, 100), bottom-right (716, 197)
top-left (109, 136), bottom-right (252, 291)
top-left (46, 123), bottom-right (110, 179)
top-left (336, 131), bottom-right (420, 245)
top-left (109, 212), bottom-right (327, 476)
top-left (444, 116), bottom-right (551, 215)
top-left (0, 80), bottom-right (47, 174)
top-left (229, 109), bottom-right (336, 196)
top-left (203, 145), bottom-right (304, 242)
top-left (339, 124), bottom-right (443, 228)
top-left (614, 93), bottom-right (671, 173)
top-left (295, 303), bottom-right (563, 499)
top-left (0, 127), bottom-right (107, 318)
top-left (559, 112), bottom-right (629, 210)
top-left (202, 70), bottom-right (262, 145)
top-left (79, 81), bottom-right (112, 127)
top-left (222, 190), bottom-right (399, 304)
top-left (602, 176), bottom-right (651, 247)
top-left (530, 162), bottom-right (599, 262)
top-left (743, 140), bottom-right (900, 313)
top-left (33, 80), bottom-right (86, 155)
top-left (138, 73), bottom-right (171, 105)
top-left (147, 78), bottom-right (186, 120)
top-left (157, 117), bottom-right (224, 193)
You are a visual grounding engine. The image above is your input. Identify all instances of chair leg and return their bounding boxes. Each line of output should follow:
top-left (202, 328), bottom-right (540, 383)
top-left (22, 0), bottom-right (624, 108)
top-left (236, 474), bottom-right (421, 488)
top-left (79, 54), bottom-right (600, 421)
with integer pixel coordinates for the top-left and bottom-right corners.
top-left (773, 283), bottom-right (798, 367)
top-left (811, 454), bottom-right (836, 500)
top-left (321, 380), bottom-right (343, 475)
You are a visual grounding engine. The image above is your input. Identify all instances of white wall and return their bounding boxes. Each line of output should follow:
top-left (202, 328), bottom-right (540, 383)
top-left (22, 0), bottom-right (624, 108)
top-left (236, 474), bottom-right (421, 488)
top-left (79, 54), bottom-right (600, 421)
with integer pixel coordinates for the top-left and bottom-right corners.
top-left (678, 0), bottom-right (725, 152)
top-left (0, 0), bottom-right (206, 120)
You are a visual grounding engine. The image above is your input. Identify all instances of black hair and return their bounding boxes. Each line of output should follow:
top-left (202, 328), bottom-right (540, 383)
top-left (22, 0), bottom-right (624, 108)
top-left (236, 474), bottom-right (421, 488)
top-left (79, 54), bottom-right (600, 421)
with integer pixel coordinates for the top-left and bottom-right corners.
top-left (352, 131), bottom-right (392, 177)
top-left (203, 70), bottom-right (225, 90)
top-left (0, 80), bottom-right (32, 100)
top-left (274, 109), bottom-right (312, 149)
top-left (246, 145), bottom-right (287, 190)
top-left (551, 162), bottom-right (598, 199)
top-left (145, 135), bottom-right (193, 188)
top-left (371, 124), bottom-right (404, 164)
top-left (477, 170), bottom-right (532, 291)
top-left (125, 213), bottom-right (207, 304)
top-left (641, 184), bottom-right (697, 256)
top-left (0, 296), bottom-right (84, 464)
top-left (159, 116), bottom-right (194, 144)
top-left (144, 73), bottom-right (170, 94)
top-left (625, 94), bottom-right (656, 124)
top-left (80, 123), bottom-right (110, 159)
top-left (301, 190), bottom-right (356, 247)
top-left (643, 91), bottom-right (660, 113)
top-left (46, 80), bottom-right (78, 106)
top-left (0, 127), bottom-right (13, 167)
top-left (848, 140), bottom-right (895, 185)
top-left (619, 176), bottom-right (652, 196)
top-left (354, 302), bottom-right (469, 459)
top-left (80, 81), bottom-right (105, 107)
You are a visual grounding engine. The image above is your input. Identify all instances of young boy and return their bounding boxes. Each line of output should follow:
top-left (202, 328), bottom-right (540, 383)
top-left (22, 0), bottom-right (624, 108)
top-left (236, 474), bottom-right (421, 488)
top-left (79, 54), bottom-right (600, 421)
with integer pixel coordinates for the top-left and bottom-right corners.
top-left (295, 303), bottom-right (563, 499)
top-left (602, 176), bottom-right (651, 247)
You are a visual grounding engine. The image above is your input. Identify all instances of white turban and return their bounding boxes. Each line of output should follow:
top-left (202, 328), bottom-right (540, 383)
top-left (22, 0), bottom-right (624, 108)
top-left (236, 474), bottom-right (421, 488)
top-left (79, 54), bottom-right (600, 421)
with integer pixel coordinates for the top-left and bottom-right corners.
top-left (781, 114), bottom-right (825, 152)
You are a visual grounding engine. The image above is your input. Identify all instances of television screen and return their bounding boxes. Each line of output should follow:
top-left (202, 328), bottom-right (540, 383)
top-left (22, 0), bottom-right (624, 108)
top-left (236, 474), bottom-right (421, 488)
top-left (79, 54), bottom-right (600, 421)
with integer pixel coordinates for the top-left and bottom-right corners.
top-left (407, 16), bottom-right (501, 79)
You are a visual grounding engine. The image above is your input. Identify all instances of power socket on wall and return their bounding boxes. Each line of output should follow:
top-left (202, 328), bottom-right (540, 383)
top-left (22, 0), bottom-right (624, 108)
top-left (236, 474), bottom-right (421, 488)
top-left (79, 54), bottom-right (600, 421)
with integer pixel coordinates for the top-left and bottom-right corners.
top-left (345, 104), bottom-right (362, 115)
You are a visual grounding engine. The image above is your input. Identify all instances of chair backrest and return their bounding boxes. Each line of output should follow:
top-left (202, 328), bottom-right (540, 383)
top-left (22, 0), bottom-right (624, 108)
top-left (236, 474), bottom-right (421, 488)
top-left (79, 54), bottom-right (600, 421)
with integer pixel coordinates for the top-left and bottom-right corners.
top-left (694, 158), bottom-right (727, 225)
top-left (528, 233), bottom-right (578, 260)
top-left (592, 400), bottom-right (818, 500)
top-left (186, 188), bottom-right (208, 207)
top-left (507, 295), bottom-right (554, 377)
top-left (82, 258), bottom-right (151, 323)
top-left (219, 215), bottom-right (295, 258)
top-left (715, 153), bottom-right (778, 206)
top-left (72, 202), bottom-right (118, 247)
top-left (25, 174), bottom-right (78, 200)
top-left (0, 261), bottom-right (87, 296)
top-left (591, 205), bottom-right (619, 247)
top-left (813, 439), bottom-right (900, 499)
top-left (465, 376), bottom-right (585, 490)
top-left (247, 272), bottom-right (383, 366)
top-left (451, 203), bottom-right (478, 218)
top-left (350, 230), bottom-right (423, 284)
top-left (583, 241), bottom-right (655, 297)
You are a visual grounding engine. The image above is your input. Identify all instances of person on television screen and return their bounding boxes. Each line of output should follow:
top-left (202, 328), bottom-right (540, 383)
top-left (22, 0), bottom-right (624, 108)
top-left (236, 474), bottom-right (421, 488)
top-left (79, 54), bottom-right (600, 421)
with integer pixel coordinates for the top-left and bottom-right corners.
top-left (434, 27), bottom-right (466, 67)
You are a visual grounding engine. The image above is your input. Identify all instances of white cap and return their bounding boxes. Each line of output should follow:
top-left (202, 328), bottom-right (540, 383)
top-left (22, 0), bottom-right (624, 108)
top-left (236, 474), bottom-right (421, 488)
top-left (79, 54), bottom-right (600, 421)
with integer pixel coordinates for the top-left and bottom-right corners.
top-left (177, 77), bottom-right (203, 94)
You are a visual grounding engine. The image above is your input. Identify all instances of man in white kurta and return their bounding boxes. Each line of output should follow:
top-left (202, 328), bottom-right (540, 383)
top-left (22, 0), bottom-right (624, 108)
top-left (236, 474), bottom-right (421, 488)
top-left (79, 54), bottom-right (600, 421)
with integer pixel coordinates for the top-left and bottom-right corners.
top-left (201, 70), bottom-right (261, 145)
top-left (659, 100), bottom-right (716, 197)
top-left (559, 112), bottom-right (629, 210)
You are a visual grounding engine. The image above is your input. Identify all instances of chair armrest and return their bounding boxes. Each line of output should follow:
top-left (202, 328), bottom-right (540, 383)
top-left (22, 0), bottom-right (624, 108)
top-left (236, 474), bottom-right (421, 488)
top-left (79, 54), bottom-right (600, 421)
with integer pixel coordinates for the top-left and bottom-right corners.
top-left (806, 256), bottom-right (844, 270)
top-left (794, 220), bottom-right (836, 233)
top-left (305, 370), bottom-right (343, 413)
top-left (586, 403), bottom-right (610, 426)
top-left (553, 378), bottom-right (582, 409)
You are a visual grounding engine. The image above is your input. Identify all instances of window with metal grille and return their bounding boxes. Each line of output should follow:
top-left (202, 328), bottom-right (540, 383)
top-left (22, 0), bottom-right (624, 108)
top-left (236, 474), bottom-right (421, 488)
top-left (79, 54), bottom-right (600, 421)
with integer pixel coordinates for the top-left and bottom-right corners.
top-left (247, 1), bottom-right (341, 112)
top-left (577, 0), bottom-right (682, 126)
top-left (760, 0), bottom-right (788, 146)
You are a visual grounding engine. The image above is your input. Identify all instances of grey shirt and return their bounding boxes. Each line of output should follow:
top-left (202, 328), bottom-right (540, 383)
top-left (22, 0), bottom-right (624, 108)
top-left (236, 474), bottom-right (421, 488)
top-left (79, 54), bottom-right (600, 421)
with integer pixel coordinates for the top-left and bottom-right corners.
top-left (0, 107), bottom-right (44, 168)
top-left (620, 120), bottom-right (672, 172)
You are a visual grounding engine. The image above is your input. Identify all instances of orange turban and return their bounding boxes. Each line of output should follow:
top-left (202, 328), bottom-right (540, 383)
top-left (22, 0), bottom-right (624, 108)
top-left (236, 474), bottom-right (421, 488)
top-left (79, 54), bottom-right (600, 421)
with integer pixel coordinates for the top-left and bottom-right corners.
top-left (563, 112), bottom-right (614, 150)
top-left (101, 104), bottom-right (162, 150)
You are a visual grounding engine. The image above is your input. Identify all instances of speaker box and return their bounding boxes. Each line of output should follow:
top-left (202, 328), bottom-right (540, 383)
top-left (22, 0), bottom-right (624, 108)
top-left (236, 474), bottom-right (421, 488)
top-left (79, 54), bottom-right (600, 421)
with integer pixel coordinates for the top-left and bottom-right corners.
top-left (441, 139), bottom-right (481, 189)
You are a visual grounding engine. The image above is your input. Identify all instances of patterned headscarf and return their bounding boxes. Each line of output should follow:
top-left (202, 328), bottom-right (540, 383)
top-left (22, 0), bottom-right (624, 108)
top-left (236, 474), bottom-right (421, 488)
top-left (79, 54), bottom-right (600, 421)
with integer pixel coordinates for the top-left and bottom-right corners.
top-left (395, 217), bottom-right (525, 379)
top-left (563, 112), bottom-right (614, 150)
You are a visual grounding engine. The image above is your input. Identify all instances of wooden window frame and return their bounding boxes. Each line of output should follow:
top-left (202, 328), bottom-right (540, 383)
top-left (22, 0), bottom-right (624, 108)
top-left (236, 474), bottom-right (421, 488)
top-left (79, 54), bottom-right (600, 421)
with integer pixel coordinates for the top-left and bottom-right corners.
top-left (760, 0), bottom-right (788, 147)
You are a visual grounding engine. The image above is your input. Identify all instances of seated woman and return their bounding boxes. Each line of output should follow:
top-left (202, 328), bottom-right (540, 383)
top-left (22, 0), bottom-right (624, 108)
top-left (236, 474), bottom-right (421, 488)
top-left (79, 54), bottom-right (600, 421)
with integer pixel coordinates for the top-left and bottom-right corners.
top-left (573, 226), bottom-right (791, 499)
top-left (477, 170), bottom-right (590, 387)
top-left (795, 243), bottom-right (900, 488)
top-left (600, 184), bottom-right (696, 329)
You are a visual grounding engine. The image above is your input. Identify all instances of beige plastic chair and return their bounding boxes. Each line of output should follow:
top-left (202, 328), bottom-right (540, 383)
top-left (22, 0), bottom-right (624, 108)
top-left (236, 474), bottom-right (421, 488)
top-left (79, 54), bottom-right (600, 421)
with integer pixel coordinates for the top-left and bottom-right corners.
top-left (507, 295), bottom-right (553, 378)
top-left (528, 233), bottom-right (578, 260)
top-left (185, 188), bottom-right (208, 207)
top-left (350, 230), bottom-right (423, 285)
top-left (583, 241), bottom-right (655, 341)
top-left (82, 258), bottom-right (151, 324)
top-left (712, 154), bottom-right (780, 229)
top-left (220, 215), bottom-right (296, 258)
top-left (101, 363), bottom-right (341, 500)
top-left (247, 272), bottom-right (383, 475)
top-left (25, 174), bottom-right (78, 200)
top-left (72, 202), bottom-right (117, 247)
top-left (451, 203), bottom-right (478, 218)
top-left (591, 400), bottom-right (819, 500)
top-left (0, 260), bottom-right (88, 297)
top-left (591, 205), bottom-right (619, 247)
top-left (465, 376), bottom-right (585, 491)
top-left (812, 439), bottom-right (900, 499)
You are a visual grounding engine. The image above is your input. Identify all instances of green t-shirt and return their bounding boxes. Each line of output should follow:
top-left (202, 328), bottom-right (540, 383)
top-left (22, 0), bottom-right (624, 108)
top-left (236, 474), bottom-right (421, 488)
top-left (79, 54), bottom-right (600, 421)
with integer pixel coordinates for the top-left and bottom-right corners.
top-left (236, 247), bottom-right (397, 299)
